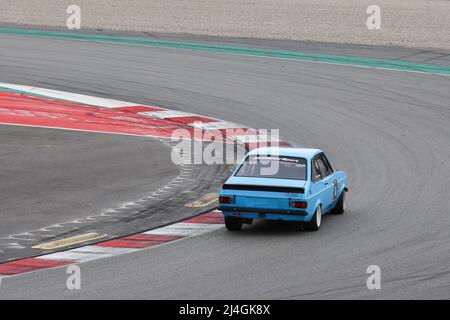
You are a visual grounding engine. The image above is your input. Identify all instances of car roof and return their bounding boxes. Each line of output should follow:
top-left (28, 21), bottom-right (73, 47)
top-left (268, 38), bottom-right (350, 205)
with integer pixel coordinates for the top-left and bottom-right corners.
top-left (247, 146), bottom-right (322, 160)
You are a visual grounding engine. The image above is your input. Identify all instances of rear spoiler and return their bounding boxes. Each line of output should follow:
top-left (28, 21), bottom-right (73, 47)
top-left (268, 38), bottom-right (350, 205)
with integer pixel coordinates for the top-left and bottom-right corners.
top-left (222, 184), bottom-right (304, 194)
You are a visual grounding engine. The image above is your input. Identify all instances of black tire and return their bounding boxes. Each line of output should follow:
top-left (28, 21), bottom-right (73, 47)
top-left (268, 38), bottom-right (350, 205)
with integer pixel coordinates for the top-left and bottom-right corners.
top-left (331, 191), bottom-right (346, 215)
top-left (304, 206), bottom-right (321, 231)
top-left (225, 216), bottom-right (243, 231)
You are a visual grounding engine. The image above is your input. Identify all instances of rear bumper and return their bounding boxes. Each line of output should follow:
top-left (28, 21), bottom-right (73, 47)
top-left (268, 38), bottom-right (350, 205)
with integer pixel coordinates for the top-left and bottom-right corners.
top-left (219, 206), bottom-right (309, 222)
top-left (219, 206), bottom-right (307, 216)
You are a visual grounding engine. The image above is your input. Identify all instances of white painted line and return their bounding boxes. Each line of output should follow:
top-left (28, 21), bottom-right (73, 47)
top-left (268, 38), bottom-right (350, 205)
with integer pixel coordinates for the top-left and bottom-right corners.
top-left (70, 245), bottom-right (139, 255)
top-left (144, 222), bottom-right (223, 236)
top-left (38, 251), bottom-right (113, 263)
top-left (0, 83), bottom-right (138, 108)
top-left (143, 227), bottom-right (200, 236)
top-left (166, 222), bottom-right (223, 230)
top-left (139, 110), bottom-right (197, 119)
top-left (190, 121), bottom-right (247, 130)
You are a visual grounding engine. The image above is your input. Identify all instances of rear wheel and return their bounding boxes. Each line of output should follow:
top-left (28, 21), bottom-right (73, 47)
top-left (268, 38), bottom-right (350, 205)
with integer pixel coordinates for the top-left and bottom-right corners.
top-left (225, 216), bottom-right (243, 231)
top-left (304, 206), bottom-right (321, 231)
top-left (331, 191), bottom-right (346, 215)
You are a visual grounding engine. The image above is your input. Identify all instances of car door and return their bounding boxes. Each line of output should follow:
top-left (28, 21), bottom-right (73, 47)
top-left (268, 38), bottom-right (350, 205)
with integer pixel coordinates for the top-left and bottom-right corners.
top-left (320, 153), bottom-right (339, 207)
top-left (316, 154), bottom-right (336, 211)
top-left (310, 156), bottom-right (327, 209)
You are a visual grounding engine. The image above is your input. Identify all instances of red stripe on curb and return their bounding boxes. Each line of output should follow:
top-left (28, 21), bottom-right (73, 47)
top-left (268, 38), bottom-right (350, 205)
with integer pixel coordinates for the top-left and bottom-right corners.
top-left (0, 211), bottom-right (226, 275)
top-left (185, 217), bottom-right (225, 224)
top-left (0, 258), bottom-right (73, 275)
top-left (94, 212), bottom-right (226, 248)
top-left (0, 90), bottom-right (292, 145)
top-left (0, 91), bottom-right (195, 138)
top-left (185, 212), bottom-right (224, 224)
top-left (0, 265), bottom-right (43, 275)
top-left (114, 106), bottom-right (164, 113)
top-left (96, 239), bottom-right (164, 248)
top-left (200, 212), bottom-right (223, 217)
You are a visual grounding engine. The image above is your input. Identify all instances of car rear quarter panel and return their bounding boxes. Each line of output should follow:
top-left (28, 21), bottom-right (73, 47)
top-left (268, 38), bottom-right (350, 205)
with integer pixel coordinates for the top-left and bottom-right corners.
top-left (334, 170), bottom-right (348, 194)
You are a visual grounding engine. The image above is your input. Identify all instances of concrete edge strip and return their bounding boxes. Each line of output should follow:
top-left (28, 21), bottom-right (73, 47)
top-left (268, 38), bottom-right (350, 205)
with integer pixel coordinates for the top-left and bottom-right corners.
top-left (1, 27), bottom-right (450, 76)
top-left (0, 211), bottom-right (225, 276)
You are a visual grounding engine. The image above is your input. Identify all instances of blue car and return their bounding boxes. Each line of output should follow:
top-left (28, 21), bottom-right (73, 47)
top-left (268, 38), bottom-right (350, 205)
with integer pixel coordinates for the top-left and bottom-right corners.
top-left (219, 147), bottom-right (348, 231)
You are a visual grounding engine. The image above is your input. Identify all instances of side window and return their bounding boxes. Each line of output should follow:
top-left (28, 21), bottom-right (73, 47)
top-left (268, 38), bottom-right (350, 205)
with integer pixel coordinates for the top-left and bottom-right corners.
top-left (321, 153), bottom-right (334, 174)
top-left (316, 156), bottom-right (331, 179)
top-left (319, 154), bottom-right (333, 177)
top-left (311, 158), bottom-right (323, 183)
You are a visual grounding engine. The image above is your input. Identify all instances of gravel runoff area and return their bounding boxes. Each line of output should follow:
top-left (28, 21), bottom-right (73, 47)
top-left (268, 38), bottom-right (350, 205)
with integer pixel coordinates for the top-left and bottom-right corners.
top-left (0, 0), bottom-right (449, 50)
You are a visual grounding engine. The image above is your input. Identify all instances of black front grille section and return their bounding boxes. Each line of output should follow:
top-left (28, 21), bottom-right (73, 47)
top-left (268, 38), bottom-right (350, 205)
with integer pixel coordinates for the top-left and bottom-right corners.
top-left (222, 184), bottom-right (304, 193)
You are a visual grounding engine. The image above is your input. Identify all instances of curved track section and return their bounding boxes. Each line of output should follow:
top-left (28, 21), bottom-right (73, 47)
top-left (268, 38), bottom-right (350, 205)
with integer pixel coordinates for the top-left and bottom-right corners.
top-left (0, 34), bottom-right (449, 299)
top-left (0, 77), bottom-right (234, 262)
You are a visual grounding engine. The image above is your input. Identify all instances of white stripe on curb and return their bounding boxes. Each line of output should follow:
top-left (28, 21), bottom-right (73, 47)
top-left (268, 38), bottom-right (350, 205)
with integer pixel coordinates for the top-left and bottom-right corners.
top-left (27, 212), bottom-right (225, 271)
top-left (139, 110), bottom-right (197, 119)
top-left (0, 83), bottom-right (138, 108)
top-left (38, 251), bottom-right (116, 263)
top-left (143, 222), bottom-right (223, 236)
top-left (191, 121), bottom-right (247, 130)
top-left (70, 245), bottom-right (139, 255)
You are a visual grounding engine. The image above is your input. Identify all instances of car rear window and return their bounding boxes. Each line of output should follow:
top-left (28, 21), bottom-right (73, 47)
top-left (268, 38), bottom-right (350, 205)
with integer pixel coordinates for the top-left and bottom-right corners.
top-left (235, 155), bottom-right (307, 180)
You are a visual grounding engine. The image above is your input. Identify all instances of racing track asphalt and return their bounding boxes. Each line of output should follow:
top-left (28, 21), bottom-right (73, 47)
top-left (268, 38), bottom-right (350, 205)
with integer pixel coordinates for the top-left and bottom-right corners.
top-left (0, 125), bottom-right (178, 239)
top-left (0, 123), bottom-right (186, 261)
top-left (0, 33), bottom-right (449, 299)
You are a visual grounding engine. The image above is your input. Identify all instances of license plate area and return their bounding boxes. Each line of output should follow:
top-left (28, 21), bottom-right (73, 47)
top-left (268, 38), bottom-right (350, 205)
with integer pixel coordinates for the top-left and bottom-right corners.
top-left (243, 197), bottom-right (279, 208)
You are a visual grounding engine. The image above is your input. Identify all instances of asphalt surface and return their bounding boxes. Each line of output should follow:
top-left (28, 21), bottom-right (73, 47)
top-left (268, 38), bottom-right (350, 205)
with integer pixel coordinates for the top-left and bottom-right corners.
top-left (0, 124), bottom-right (185, 258)
top-left (0, 33), bottom-right (449, 299)
top-left (0, 125), bottom-right (178, 237)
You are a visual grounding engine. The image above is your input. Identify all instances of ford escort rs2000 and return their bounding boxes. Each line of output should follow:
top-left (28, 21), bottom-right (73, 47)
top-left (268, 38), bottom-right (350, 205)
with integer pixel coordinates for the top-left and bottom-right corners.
top-left (219, 147), bottom-right (348, 231)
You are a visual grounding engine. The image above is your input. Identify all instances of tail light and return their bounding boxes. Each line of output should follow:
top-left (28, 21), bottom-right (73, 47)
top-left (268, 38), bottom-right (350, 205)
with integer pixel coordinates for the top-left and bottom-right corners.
top-left (290, 200), bottom-right (307, 209)
top-left (219, 196), bottom-right (235, 204)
